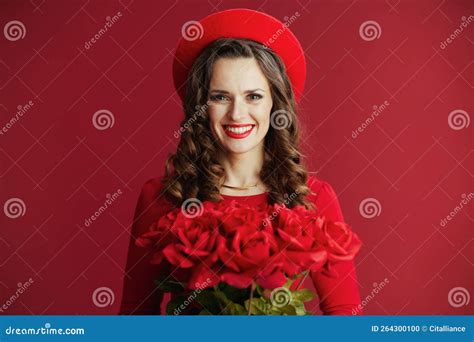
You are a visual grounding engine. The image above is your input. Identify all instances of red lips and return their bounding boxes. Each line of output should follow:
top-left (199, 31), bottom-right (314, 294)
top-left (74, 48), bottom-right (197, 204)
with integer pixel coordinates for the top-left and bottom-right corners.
top-left (222, 124), bottom-right (255, 139)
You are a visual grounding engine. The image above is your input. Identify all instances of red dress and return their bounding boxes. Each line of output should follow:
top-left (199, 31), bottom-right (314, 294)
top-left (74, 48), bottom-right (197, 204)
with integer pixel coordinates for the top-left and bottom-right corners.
top-left (119, 176), bottom-right (362, 315)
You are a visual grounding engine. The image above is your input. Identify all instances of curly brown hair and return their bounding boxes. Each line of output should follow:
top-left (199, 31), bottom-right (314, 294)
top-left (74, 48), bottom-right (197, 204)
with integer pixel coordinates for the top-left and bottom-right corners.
top-left (161, 38), bottom-right (314, 209)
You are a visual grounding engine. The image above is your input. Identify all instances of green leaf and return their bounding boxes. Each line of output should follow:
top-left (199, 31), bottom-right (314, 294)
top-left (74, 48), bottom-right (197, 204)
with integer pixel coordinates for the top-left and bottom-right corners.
top-left (291, 299), bottom-right (307, 316)
top-left (154, 279), bottom-right (186, 293)
top-left (270, 304), bottom-right (297, 315)
top-left (244, 298), bottom-right (268, 315)
top-left (255, 284), bottom-right (264, 297)
top-left (291, 289), bottom-right (315, 302)
top-left (225, 303), bottom-right (247, 315)
top-left (166, 295), bottom-right (187, 315)
top-left (213, 289), bottom-right (231, 306)
top-left (219, 283), bottom-right (252, 304)
top-left (195, 290), bottom-right (222, 314)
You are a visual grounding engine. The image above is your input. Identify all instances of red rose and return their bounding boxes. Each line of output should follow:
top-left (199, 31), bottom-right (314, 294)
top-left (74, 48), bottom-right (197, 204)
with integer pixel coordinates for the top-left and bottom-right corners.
top-left (136, 198), bottom-right (362, 294)
top-left (187, 201), bottom-right (272, 290)
top-left (271, 204), bottom-right (328, 275)
top-left (162, 210), bottom-right (220, 268)
top-left (220, 200), bottom-right (269, 234)
top-left (135, 209), bottom-right (180, 249)
top-left (314, 219), bottom-right (362, 262)
top-left (217, 220), bottom-right (286, 289)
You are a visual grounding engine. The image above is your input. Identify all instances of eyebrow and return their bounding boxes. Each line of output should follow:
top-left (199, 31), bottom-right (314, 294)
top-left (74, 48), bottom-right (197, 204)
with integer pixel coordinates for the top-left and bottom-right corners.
top-left (209, 88), bottom-right (266, 94)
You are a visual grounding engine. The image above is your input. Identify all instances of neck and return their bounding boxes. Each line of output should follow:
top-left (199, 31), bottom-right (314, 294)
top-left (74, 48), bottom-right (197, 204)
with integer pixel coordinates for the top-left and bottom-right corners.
top-left (220, 145), bottom-right (264, 187)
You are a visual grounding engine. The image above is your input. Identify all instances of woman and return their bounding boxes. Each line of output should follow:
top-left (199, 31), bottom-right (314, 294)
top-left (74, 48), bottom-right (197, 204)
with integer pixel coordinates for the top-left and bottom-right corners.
top-left (119, 8), bottom-right (362, 315)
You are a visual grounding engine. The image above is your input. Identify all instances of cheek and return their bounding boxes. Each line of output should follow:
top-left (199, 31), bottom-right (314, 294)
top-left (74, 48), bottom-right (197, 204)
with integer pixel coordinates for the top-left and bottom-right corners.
top-left (255, 106), bottom-right (272, 135)
top-left (207, 105), bottom-right (226, 124)
top-left (207, 107), bottom-right (226, 138)
top-left (207, 108), bottom-right (219, 126)
top-left (258, 116), bottom-right (270, 136)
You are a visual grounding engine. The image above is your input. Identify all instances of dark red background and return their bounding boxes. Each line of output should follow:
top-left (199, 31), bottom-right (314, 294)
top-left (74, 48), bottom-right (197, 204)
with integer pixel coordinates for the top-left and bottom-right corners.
top-left (1, 0), bottom-right (472, 315)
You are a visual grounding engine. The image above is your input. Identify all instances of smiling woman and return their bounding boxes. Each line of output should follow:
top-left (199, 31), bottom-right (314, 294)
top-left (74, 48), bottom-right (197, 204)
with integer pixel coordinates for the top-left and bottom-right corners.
top-left (168, 37), bottom-right (313, 201)
top-left (119, 8), bottom-right (362, 315)
top-left (163, 38), bottom-right (311, 203)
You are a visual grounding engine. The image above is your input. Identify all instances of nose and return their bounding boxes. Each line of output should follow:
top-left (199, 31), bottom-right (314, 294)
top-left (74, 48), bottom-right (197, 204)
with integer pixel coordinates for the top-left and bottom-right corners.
top-left (228, 98), bottom-right (246, 121)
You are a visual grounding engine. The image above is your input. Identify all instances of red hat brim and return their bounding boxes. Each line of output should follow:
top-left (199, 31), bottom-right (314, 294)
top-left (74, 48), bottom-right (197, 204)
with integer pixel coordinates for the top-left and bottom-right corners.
top-left (173, 8), bottom-right (306, 102)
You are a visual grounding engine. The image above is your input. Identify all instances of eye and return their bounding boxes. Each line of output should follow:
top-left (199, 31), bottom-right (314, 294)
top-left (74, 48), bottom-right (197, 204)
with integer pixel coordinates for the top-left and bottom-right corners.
top-left (248, 93), bottom-right (263, 101)
top-left (209, 94), bottom-right (229, 102)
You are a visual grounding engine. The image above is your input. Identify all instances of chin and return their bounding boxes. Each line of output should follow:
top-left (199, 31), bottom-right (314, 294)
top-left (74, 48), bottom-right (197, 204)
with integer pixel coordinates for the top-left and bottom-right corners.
top-left (223, 141), bottom-right (259, 154)
top-left (222, 141), bottom-right (258, 154)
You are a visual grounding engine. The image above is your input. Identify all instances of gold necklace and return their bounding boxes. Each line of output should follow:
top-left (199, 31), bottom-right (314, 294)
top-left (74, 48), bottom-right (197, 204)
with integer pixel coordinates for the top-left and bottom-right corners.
top-left (221, 183), bottom-right (258, 191)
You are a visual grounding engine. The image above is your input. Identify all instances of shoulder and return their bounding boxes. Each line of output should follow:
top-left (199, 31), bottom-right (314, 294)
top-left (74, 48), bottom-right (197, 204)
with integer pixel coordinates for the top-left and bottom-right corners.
top-left (140, 177), bottom-right (164, 197)
top-left (306, 174), bottom-right (344, 222)
top-left (306, 174), bottom-right (338, 201)
top-left (136, 177), bottom-right (175, 212)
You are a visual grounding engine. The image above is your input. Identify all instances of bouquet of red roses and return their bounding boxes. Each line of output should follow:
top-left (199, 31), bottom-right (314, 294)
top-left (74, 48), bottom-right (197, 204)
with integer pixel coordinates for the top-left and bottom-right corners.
top-left (136, 199), bottom-right (361, 315)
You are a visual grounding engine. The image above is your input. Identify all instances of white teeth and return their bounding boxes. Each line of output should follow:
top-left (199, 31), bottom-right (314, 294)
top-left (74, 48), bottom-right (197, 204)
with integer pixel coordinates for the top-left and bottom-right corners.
top-left (225, 125), bottom-right (253, 134)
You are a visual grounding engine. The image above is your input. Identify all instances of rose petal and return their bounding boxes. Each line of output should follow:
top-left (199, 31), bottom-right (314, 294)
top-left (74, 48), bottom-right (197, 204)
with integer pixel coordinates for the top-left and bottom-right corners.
top-left (220, 272), bottom-right (253, 289)
top-left (188, 263), bottom-right (220, 290)
top-left (256, 271), bottom-right (287, 289)
top-left (277, 228), bottom-right (305, 250)
top-left (162, 244), bottom-right (194, 268)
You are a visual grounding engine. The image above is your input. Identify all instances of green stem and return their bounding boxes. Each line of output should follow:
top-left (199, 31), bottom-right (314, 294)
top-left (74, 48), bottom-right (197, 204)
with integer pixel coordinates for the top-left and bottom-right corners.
top-left (247, 282), bottom-right (256, 315)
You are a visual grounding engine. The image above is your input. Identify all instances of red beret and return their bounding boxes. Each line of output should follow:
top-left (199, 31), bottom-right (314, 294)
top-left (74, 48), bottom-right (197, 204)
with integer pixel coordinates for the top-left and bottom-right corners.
top-left (173, 8), bottom-right (306, 102)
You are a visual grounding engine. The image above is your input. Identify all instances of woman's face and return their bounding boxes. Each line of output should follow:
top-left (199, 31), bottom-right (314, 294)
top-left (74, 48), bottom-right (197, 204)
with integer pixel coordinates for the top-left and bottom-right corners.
top-left (207, 57), bottom-right (273, 155)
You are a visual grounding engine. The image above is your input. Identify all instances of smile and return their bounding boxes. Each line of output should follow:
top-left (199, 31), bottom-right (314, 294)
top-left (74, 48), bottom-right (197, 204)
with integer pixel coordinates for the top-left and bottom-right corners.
top-left (223, 124), bottom-right (255, 139)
